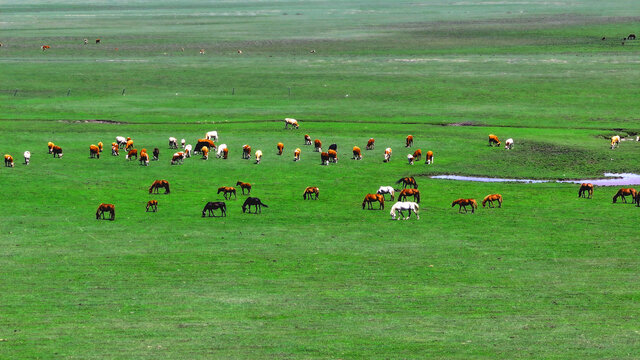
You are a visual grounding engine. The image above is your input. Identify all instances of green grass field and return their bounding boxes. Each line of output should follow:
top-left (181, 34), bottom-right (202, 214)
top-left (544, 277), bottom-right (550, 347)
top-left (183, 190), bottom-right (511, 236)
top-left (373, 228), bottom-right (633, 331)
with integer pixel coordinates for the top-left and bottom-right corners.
top-left (2, 1), bottom-right (640, 358)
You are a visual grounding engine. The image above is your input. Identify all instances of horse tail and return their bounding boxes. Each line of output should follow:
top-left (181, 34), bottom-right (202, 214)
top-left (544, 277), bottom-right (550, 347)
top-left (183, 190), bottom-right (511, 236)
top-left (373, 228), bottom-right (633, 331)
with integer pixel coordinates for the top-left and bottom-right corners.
top-left (165, 182), bottom-right (170, 194)
top-left (259, 201), bottom-right (268, 208)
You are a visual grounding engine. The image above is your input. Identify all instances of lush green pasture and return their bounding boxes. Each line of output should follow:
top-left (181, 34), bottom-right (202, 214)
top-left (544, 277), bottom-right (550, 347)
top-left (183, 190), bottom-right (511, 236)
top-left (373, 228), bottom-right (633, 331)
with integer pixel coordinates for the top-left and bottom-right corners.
top-left (2, 0), bottom-right (640, 358)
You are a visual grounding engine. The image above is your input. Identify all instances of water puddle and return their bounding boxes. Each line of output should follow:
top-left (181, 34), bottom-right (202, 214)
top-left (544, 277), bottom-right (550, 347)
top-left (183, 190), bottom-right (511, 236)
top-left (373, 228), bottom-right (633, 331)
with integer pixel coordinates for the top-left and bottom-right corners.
top-left (431, 173), bottom-right (640, 187)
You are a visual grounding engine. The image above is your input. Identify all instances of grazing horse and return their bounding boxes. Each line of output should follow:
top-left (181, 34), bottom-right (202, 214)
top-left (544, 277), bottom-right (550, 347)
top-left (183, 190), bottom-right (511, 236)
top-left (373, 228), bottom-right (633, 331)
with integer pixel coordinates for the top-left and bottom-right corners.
top-left (242, 145), bottom-right (251, 159)
top-left (303, 186), bottom-right (319, 200)
top-left (407, 154), bottom-right (414, 165)
top-left (181, 139), bottom-right (186, 148)
top-left (97, 142), bottom-right (103, 152)
top-left (425, 151), bottom-right (434, 165)
top-left (23, 151), bottom-right (30, 165)
top-left (384, 147), bottom-right (392, 162)
top-left (4, 154), bottom-right (14, 167)
top-left (149, 180), bottom-right (170, 194)
top-left (362, 193), bottom-right (384, 210)
top-left (412, 149), bottom-right (422, 161)
top-left (613, 188), bottom-right (637, 203)
top-left (202, 202), bottom-right (227, 217)
top-left (390, 202), bottom-right (420, 220)
top-left (126, 148), bottom-right (138, 160)
top-left (41, 45), bottom-right (51, 51)
top-left (277, 142), bottom-right (284, 155)
top-left (139, 151), bottom-right (149, 166)
top-left (489, 134), bottom-right (501, 147)
top-left (396, 176), bottom-right (418, 189)
top-left (505, 138), bottom-right (514, 150)
top-left (95, 39), bottom-right (101, 44)
top-left (482, 194), bottom-right (503, 208)
top-left (304, 134), bottom-right (312, 145)
top-left (236, 181), bottom-right (252, 195)
top-left (629, 34), bottom-right (637, 40)
top-left (216, 144), bottom-right (228, 158)
top-left (294, 148), bottom-right (301, 161)
top-left (242, 197), bottom-right (268, 213)
top-left (398, 189), bottom-right (420, 203)
top-left (96, 203), bottom-right (115, 221)
top-left (199, 49), bottom-right (205, 55)
top-left (116, 136), bottom-right (127, 149)
top-left (195, 139), bottom-right (215, 153)
top-left (112, 144), bottom-right (119, 156)
top-left (611, 135), bottom-right (621, 149)
top-left (255, 150), bottom-right (263, 164)
top-left (48, 141), bottom-right (55, 154)
top-left (366, 138), bottom-right (375, 150)
top-left (146, 200), bottom-right (158, 212)
top-left (89, 145), bottom-right (100, 159)
top-left (452, 198), bottom-right (478, 213)
top-left (202, 146), bottom-right (209, 160)
top-left (184, 144), bottom-right (192, 158)
top-left (329, 144), bottom-right (337, 152)
top-left (169, 137), bottom-right (178, 149)
top-left (314, 139), bottom-right (322, 152)
top-left (328, 149), bottom-right (338, 163)
top-left (205, 131), bottom-right (218, 141)
top-left (217, 186), bottom-right (237, 200)
top-left (352, 146), bottom-right (362, 160)
top-left (377, 186), bottom-right (395, 201)
top-left (578, 183), bottom-right (594, 199)
top-left (320, 152), bottom-right (329, 165)
top-left (152, 147), bottom-right (159, 161)
top-left (52, 145), bottom-right (63, 158)
top-left (284, 118), bottom-right (299, 129)
top-left (125, 140), bottom-right (134, 151)
top-left (406, 135), bottom-right (413, 147)
top-left (171, 152), bottom-right (185, 165)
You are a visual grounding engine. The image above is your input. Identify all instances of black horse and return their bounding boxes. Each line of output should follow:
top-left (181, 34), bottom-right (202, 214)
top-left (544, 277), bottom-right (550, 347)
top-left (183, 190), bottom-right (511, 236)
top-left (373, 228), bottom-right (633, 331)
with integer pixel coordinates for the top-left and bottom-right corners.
top-left (202, 202), bottom-right (226, 217)
top-left (242, 197), bottom-right (268, 214)
top-left (152, 147), bottom-right (160, 161)
top-left (329, 143), bottom-right (337, 151)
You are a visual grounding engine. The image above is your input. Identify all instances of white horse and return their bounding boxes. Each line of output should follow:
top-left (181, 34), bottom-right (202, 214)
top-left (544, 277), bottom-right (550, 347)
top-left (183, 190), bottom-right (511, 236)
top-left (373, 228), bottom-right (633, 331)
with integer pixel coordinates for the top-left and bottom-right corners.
top-left (390, 202), bottom-right (420, 220)
top-left (169, 137), bottom-right (178, 149)
top-left (255, 150), bottom-right (263, 164)
top-left (23, 151), bottom-right (31, 165)
top-left (115, 136), bottom-right (127, 148)
top-left (505, 138), bottom-right (514, 150)
top-left (216, 144), bottom-right (228, 158)
top-left (205, 131), bottom-right (218, 141)
top-left (383, 148), bottom-right (392, 162)
top-left (377, 186), bottom-right (395, 201)
top-left (284, 118), bottom-right (299, 129)
top-left (184, 144), bottom-right (192, 158)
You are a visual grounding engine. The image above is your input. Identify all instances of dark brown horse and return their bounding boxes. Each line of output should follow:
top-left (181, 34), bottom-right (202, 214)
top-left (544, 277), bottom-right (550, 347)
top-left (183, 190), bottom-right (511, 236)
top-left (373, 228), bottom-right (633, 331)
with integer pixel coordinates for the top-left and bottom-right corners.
top-left (149, 180), bottom-right (170, 194)
top-left (362, 193), bottom-right (384, 210)
top-left (218, 186), bottom-right (237, 200)
top-left (398, 189), bottom-right (420, 203)
top-left (202, 202), bottom-right (227, 217)
top-left (578, 183), bottom-right (594, 199)
top-left (96, 203), bottom-right (115, 220)
top-left (152, 148), bottom-right (160, 161)
top-left (52, 145), bottom-right (63, 158)
top-left (303, 186), bottom-right (319, 200)
top-left (396, 176), bottom-right (418, 189)
top-left (236, 181), bottom-right (252, 195)
top-left (452, 198), bottom-right (478, 213)
top-left (242, 197), bottom-right (268, 213)
top-left (146, 200), bottom-right (158, 212)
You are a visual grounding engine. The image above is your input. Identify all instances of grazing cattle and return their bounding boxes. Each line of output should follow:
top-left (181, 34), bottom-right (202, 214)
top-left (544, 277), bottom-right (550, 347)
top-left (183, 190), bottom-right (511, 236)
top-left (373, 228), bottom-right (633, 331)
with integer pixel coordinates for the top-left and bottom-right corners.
top-left (23, 151), bottom-right (30, 165)
top-left (97, 142), bottom-right (103, 152)
top-left (242, 197), bottom-right (268, 213)
top-left (406, 135), bottom-right (413, 147)
top-left (126, 149), bottom-right (138, 160)
top-left (236, 181), bottom-right (252, 195)
top-left (407, 154), bottom-right (414, 165)
top-left (237, 49), bottom-right (243, 54)
top-left (184, 144), bottom-right (192, 158)
top-left (328, 149), bottom-right (338, 163)
top-left (181, 139), bottom-right (186, 148)
top-left (205, 131), bottom-right (218, 141)
top-left (390, 202), bottom-right (420, 220)
top-left (96, 203), bottom-right (115, 221)
top-left (202, 202), bottom-right (227, 217)
top-left (83, 38), bottom-right (88, 45)
top-left (48, 142), bottom-right (55, 154)
top-left (452, 198), bottom-right (478, 213)
top-left (89, 145), bottom-right (100, 159)
top-left (489, 134), bottom-right (501, 147)
top-left (195, 139), bottom-right (215, 153)
top-left (277, 142), bottom-right (284, 155)
top-left (482, 194), bottom-right (503, 208)
top-left (139, 149), bottom-right (149, 166)
top-left (126, 140), bottom-right (134, 151)
top-left (377, 186), bottom-right (395, 201)
top-left (304, 134), bottom-right (312, 145)
top-left (216, 144), bottom-right (228, 158)
top-left (52, 145), bottom-right (63, 158)
top-left (201, 146), bottom-right (209, 160)
top-left (352, 146), bottom-right (362, 160)
top-left (284, 118), bottom-right (299, 129)
top-left (383, 148), bottom-right (392, 162)
top-left (41, 45), bottom-right (50, 51)
top-left (578, 183), bottom-right (594, 199)
top-left (303, 186), bottom-right (319, 200)
top-left (294, 148), bottom-right (301, 161)
top-left (217, 186), bottom-right (237, 200)
top-left (4, 154), bottom-right (14, 167)
top-left (611, 135), bottom-right (621, 149)
top-left (199, 49), bottom-right (205, 55)
top-left (146, 200), bottom-right (158, 212)
top-left (116, 136), bottom-right (127, 149)
top-left (314, 139), bottom-right (322, 152)
top-left (362, 193), bottom-right (384, 210)
top-left (169, 137), bottom-right (178, 149)
top-left (152, 148), bottom-right (159, 160)
top-left (255, 150), bottom-right (263, 164)
top-left (171, 152), bottom-right (185, 165)
top-left (149, 180), bottom-right (170, 194)
top-left (398, 189), bottom-right (420, 203)
top-left (366, 138), bottom-right (375, 150)
top-left (396, 176), bottom-right (418, 189)
top-left (95, 39), bottom-right (101, 44)
top-left (112, 144), bottom-right (119, 156)
top-left (412, 149), bottom-right (422, 161)
top-left (505, 138), bottom-right (514, 150)
top-left (613, 188), bottom-right (637, 203)
top-left (320, 152), bottom-right (329, 165)
top-left (242, 145), bottom-right (251, 159)
top-left (629, 34), bottom-right (636, 40)
top-left (329, 144), bottom-right (337, 152)
top-left (425, 151), bottom-right (434, 165)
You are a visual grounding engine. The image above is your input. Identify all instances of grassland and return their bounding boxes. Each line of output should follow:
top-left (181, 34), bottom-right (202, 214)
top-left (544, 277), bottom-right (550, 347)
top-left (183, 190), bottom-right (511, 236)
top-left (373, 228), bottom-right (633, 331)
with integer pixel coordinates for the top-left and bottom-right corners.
top-left (2, 0), bottom-right (640, 358)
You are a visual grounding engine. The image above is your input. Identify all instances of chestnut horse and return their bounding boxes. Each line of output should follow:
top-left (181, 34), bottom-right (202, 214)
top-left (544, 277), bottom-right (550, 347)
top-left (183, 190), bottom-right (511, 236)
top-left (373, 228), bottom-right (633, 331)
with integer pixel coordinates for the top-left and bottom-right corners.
top-left (482, 194), bottom-right (502, 208)
top-left (97, 142), bottom-right (103, 152)
top-left (613, 188), bottom-right (637, 203)
top-left (352, 146), bottom-right (362, 160)
top-left (52, 145), bottom-right (63, 158)
top-left (242, 197), bottom-right (268, 213)
top-left (277, 142), bottom-right (284, 155)
top-left (112, 144), bottom-right (119, 156)
top-left (149, 180), bottom-right (170, 194)
top-left (126, 148), bottom-right (138, 160)
top-left (489, 134), bottom-right (501, 147)
top-left (396, 176), bottom-right (418, 189)
top-left (425, 151), bottom-right (434, 165)
top-left (218, 186), bottom-right (237, 200)
top-left (328, 149), bottom-right (338, 163)
top-left (139, 152), bottom-right (149, 166)
top-left (452, 198), bottom-right (478, 213)
top-left (202, 202), bottom-right (227, 217)
top-left (314, 139), bottom-right (322, 152)
top-left (398, 189), bottom-right (420, 203)
top-left (304, 134), bottom-right (312, 145)
top-left (362, 193), bottom-right (384, 210)
top-left (294, 148), bottom-right (301, 161)
top-left (96, 203), bottom-right (115, 220)
top-left (320, 152), bottom-right (329, 165)
top-left (383, 148), bottom-right (392, 162)
top-left (236, 181), bottom-right (252, 195)
top-left (366, 138), bottom-right (375, 150)
top-left (146, 200), bottom-right (158, 212)
top-left (578, 183), bottom-right (594, 199)
top-left (412, 149), bottom-right (422, 161)
top-left (406, 135), bottom-right (413, 147)
top-left (303, 186), bottom-right (319, 200)
top-left (201, 146), bottom-right (209, 160)
top-left (4, 154), bottom-right (14, 167)
top-left (242, 145), bottom-right (251, 159)
top-left (126, 140), bottom-right (134, 151)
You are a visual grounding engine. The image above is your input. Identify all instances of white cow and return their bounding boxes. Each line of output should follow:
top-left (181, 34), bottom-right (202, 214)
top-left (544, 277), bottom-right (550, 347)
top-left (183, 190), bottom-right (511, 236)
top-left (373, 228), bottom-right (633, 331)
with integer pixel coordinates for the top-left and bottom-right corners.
top-left (205, 131), bottom-right (218, 141)
top-left (23, 151), bottom-right (31, 165)
top-left (217, 144), bottom-right (228, 158)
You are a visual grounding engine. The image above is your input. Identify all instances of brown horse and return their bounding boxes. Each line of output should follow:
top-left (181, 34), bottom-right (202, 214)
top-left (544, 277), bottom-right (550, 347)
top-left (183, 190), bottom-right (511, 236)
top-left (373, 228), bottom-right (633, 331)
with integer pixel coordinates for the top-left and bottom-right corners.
top-left (362, 193), bottom-right (384, 210)
top-left (126, 140), bottom-right (134, 151)
top-left (352, 146), bottom-right (362, 160)
top-left (218, 186), bottom-right (237, 200)
top-left (242, 145), bottom-right (251, 159)
top-left (4, 154), bottom-right (14, 167)
top-left (366, 138), bottom-right (375, 150)
top-left (277, 142), bottom-right (284, 155)
top-left (171, 152), bottom-right (185, 165)
top-left (314, 139), bottom-right (322, 152)
top-left (201, 146), bottom-right (209, 160)
top-left (48, 141), bottom-right (55, 154)
top-left (328, 149), bottom-right (338, 163)
top-left (146, 200), bottom-right (158, 212)
top-left (452, 198), bottom-right (478, 213)
top-left (149, 180), bottom-right (170, 194)
top-left (52, 145), bottom-right (63, 158)
top-left (304, 134), bottom-right (312, 145)
top-left (96, 203), bottom-right (115, 220)
top-left (578, 183), bottom-right (594, 199)
top-left (294, 148), bottom-right (301, 161)
top-left (97, 142), bottom-right (103, 152)
top-left (320, 152), bottom-right (329, 165)
top-left (89, 145), bottom-right (100, 159)
top-left (482, 194), bottom-right (502, 208)
top-left (489, 134), bottom-right (501, 147)
top-left (425, 151), bottom-right (434, 165)
top-left (398, 189), bottom-right (420, 203)
top-left (396, 176), bottom-right (418, 189)
top-left (112, 144), bottom-right (119, 156)
top-left (412, 149), bottom-right (422, 161)
top-left (139, 152), bottom-right (149, 166)
top-left (126, 148), bottom-right (138, 160)
top-left (406, 135), bottom-right (413, 147)
top-left (303, 186), bottom-right (319, 200)
top-left (236, 181), bottom-right (252, 195)
top-left (613, 188), bottom-right (637, 203)
top-left (202, 201), bottom-right (227, 217)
